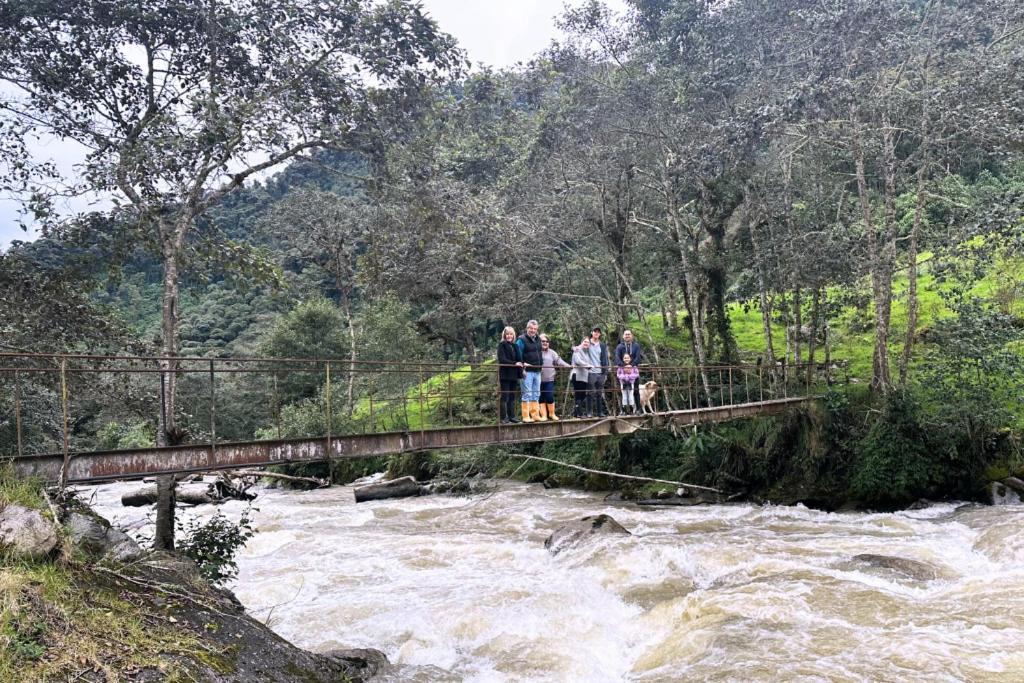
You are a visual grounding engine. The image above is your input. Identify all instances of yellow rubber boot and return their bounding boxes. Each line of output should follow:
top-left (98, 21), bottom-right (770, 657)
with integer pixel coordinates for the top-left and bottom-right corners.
top-left (521, 402), bottom-right (534, 423)
top-left (534, 401), bottom-right (548, 421)
top-left (547, 403), bottom-right (560, 421)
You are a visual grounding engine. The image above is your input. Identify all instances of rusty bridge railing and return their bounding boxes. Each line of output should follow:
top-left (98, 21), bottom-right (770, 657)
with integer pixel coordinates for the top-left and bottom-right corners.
top-left (1, 352), bottom-right (845, 469)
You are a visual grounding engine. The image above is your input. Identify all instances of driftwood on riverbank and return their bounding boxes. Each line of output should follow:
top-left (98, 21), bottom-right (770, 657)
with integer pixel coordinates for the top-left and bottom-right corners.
top-left (123, 483), bottom-right (219, 507)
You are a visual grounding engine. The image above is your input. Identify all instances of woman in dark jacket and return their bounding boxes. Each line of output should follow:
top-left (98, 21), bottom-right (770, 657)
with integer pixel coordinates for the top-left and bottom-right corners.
top-left (497, 325), bottom-right (522, 423)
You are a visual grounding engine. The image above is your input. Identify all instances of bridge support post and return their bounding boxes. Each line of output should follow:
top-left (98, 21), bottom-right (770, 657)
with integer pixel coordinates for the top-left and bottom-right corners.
top-left (14, 369), bottom-right (23, 458)
top-left (154, 474), bottom-right (177, 550)
top-left (59, 358), bottom-right (70, 489)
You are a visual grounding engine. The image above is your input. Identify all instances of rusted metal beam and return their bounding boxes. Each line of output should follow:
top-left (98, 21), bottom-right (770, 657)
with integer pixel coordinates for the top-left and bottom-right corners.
top-left (10, 397), bottom-right (817, 485)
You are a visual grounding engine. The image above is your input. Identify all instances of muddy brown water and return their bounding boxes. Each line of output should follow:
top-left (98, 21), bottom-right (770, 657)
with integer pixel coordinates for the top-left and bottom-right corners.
top-left (84, 479), bottom-right (1024, 682)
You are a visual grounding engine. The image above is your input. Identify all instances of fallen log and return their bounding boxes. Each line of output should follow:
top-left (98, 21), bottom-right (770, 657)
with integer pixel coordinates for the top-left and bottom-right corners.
top-left (635, 497), bottom-right (707, 507)
top-left (353, 476), bottom-right (421, 503)
top-left (226, 469), bottom-right (327, 490)
top-left (121, 483), bottom-right (220, 507)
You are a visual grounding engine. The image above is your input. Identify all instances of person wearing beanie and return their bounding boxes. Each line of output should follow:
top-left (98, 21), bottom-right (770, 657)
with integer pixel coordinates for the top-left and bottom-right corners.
top-left (586, 326), bottom-right (610, 417)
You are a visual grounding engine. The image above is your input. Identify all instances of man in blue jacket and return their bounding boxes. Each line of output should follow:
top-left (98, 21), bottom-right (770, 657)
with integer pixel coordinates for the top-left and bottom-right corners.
top-left (516, 319), bottom-right (545, 422)
top-left (614, 329), bottom-right (644, 368)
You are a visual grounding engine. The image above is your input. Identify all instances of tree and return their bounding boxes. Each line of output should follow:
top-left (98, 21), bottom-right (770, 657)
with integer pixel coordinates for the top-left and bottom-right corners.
top-left (0, 0), bottom-right (462, 450)
top-left (260, 298), bottom-right (349, 406)
top-left (260, 187), bottom-right (371, 415)
top-left (363, 72), bottom-right (539, 361)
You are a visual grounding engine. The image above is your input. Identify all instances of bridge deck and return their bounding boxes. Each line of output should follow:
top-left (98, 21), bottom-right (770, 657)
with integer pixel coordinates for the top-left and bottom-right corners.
top-left (9, 397), bottom-right (816, 484)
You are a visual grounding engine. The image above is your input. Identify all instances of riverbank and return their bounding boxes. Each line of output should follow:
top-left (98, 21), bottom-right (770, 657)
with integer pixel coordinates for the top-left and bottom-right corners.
top-left (0, 471), bottom-right (382, 682)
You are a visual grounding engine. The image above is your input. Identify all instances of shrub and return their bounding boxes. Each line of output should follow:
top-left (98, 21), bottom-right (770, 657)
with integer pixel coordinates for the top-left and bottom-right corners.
top-left (176, 507), bottom-right (256, 586)
top-left (95, 421), bottom-right (155, 450)
top-left (849, 390), bottom-right (933, 506)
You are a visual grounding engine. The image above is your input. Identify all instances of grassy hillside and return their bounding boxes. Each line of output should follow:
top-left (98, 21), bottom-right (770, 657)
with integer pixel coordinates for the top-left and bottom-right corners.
top-left (639, 254), bottom-right (1024, 380)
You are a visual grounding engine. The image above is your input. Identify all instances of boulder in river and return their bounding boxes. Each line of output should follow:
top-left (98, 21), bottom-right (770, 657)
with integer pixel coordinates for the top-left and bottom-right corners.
top-left (988, 481), bottom-right (1021, 506)
top-left (1001, 476), bottom-right (1024, 495)
top-left (0, 504), bottom-right (58, 560)
top-left (353, 475), bottom-right (421, 503)
top-left (323, 648), bottom-right (390, 679)
top-left (544, 514), bottom-right (631, 555)
top-left (852, 553), bottom-right (939, 581)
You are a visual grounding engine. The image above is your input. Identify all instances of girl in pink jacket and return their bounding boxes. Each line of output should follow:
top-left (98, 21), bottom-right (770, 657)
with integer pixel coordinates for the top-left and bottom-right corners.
top-left (616, 354), bottom-right (639, 415)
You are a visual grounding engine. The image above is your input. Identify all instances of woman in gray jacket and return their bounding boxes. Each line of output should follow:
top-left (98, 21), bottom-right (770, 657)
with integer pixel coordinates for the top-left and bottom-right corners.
top-left (570, 338), bottom-right (593, 418)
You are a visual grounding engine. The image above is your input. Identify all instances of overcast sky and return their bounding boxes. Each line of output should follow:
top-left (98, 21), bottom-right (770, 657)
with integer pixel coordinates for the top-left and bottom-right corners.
top-left (0, 0), bottom-right (626, 251)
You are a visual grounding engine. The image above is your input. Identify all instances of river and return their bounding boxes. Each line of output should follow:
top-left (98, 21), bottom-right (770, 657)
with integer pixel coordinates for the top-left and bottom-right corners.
top-left (83, 479), bottom-right (1024, 682)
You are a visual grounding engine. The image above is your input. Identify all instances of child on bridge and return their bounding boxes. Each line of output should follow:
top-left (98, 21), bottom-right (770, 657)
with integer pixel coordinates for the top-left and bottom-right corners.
top-left (617, 354), bottom-right (639, 416)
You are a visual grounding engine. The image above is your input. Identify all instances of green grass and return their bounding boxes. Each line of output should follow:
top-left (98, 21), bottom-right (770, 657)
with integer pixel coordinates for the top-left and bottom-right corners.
top-left (0, 558), bottom-right (223, 681)
top-left (636, 254), bottom-right (1024, 382)
top-left (0, 465), bottom-right (45, 512)
top-left (0, 466), bottom-right (214, 681)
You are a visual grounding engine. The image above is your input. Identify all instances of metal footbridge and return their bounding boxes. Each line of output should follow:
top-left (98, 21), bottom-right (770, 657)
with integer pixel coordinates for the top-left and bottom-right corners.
top-left (1, 352), bottom-right (835, 484)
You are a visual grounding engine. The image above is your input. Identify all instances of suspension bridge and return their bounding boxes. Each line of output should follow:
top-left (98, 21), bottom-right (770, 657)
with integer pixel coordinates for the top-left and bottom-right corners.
top-left (1, 352), bottom-right (838, 485)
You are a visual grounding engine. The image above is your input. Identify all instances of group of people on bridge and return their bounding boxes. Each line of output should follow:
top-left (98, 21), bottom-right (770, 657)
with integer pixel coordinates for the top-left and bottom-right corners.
top-left (496, 320), bottom-right (645, 424)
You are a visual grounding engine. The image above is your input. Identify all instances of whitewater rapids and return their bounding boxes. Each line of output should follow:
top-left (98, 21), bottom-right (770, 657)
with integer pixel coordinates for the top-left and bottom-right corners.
top-left (83, 479), bottom-right (1024, 682)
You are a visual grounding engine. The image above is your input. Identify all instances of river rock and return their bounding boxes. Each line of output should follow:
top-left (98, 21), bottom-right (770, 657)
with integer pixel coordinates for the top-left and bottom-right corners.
top-left (65, 511), bottom-right (142, 562)
top-left (353, 476), bottom-right (421, 503)
top-left (323, 648), bottom-right (390, 679)
top-left (544, 514), bottom-right (631, 555)
top-left (853, 554), bottom-right (938, 581)
top-left (0, 504), bottom-right (58, 559)
top-left (988, 481), bottom-right (1021, 506)
top-left (1002, 476), bottom-right (1024, 495)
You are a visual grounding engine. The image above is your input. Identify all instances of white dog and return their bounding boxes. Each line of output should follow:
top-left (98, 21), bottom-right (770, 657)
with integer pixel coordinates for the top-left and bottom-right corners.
top-left (638, 380), bottom-right (659, 414)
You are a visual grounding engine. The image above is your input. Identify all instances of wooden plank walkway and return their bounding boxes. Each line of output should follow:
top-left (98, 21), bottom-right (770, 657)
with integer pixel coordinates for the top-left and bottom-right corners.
top-left (9, 396), bottom-right (816, 484)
